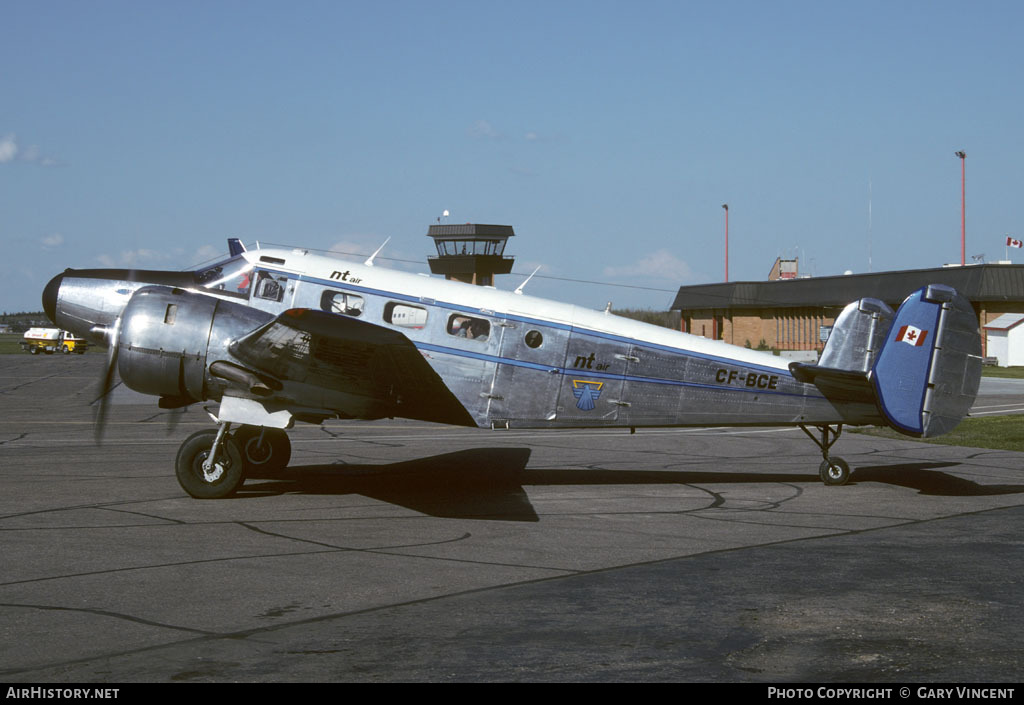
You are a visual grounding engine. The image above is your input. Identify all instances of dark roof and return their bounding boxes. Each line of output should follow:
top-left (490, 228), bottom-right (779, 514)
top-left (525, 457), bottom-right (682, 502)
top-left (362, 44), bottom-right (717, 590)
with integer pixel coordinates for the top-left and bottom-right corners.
top-left (427, 224), bottom-right (515, 239)
top-left (671, 264), bottom-right (1024, 311)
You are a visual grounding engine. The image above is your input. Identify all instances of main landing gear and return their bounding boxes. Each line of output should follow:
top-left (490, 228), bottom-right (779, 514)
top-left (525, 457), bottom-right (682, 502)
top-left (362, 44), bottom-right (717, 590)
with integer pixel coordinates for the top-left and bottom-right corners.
top-left (799, 423), bottom-right (851, 486)
top-left (175, 422), bottom-right (293, 499)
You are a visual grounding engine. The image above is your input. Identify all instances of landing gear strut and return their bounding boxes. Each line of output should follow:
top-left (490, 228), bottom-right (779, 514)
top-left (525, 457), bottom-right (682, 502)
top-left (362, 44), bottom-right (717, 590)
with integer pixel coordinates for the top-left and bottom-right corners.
top-left (799, 423), bottom-right (852, 486)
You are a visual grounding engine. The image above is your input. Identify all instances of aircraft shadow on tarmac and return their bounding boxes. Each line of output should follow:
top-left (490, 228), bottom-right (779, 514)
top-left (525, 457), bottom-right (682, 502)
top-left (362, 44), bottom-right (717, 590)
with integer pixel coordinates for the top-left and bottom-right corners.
top-left (850, 464), bottom-right (1024, 497)
top-left (235, 449), bottom-right (1024, 519)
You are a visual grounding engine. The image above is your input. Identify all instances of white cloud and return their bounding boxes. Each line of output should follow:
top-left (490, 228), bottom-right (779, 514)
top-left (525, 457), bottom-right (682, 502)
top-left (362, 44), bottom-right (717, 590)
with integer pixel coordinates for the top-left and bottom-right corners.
top-left (468, 119), bottom-right (501, 139)
top-left (327, 236), bottom-right (426, 273)
top-left (602, 249), bottom-right (695, 282)
top-left (40, 234), bottom-right (64, 248)
top-left (0, 134), bottom-right (17, 163)
top-left (190, 244), bottom-right (223, 266)
top-left (96, 249), bottom-right (169, 268)
top-left (0, 133), bottom-right (58, 166)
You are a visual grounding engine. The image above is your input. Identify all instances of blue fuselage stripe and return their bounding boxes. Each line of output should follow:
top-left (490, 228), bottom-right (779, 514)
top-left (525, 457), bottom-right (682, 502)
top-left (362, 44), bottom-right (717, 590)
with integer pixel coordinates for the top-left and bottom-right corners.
top-left (256, 266), bottom-right (816, 400)
top-left (276, 267), bottom-right (795, 376)
top-left (414, 342), bottom-right (814, 400)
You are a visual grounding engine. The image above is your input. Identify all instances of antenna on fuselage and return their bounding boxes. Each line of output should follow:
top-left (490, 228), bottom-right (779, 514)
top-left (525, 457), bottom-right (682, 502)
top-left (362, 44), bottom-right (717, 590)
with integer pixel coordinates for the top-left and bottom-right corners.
top-left (514, 265), bottom-right (541, 295)
top-left (364, 237), bottom-right (391, 267)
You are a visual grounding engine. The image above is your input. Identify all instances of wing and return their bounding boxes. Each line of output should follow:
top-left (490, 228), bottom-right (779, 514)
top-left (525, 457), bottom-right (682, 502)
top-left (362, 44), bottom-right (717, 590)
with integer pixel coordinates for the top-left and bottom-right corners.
top-left (228, 308), bottom-right (476, 427)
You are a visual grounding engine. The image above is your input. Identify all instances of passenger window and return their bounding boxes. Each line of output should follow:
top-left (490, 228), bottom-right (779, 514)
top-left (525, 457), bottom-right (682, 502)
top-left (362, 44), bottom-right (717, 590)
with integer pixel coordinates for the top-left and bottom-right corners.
top-left (320, 290), bottom-right (364, 317)
top-left (383, 302), bottom-right (428, 329)
top-left (447, 314), bottom-right (490, 342)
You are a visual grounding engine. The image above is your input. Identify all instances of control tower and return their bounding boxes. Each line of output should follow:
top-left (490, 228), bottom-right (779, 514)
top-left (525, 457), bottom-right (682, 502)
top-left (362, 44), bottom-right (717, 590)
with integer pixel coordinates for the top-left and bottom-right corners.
top-left (426, 223), bottom-right (516, 286)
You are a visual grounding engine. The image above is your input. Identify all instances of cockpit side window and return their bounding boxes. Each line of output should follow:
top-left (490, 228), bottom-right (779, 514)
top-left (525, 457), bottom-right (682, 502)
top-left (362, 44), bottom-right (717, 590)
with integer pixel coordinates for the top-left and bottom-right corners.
top-left (195, 256), bottom-right (253, 299)
top-left (254, 271), bottom-right (287, 302)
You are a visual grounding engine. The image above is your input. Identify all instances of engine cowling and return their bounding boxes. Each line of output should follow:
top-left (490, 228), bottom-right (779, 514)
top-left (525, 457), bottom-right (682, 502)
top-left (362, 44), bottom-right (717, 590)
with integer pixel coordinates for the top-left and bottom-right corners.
top-left (117, 286), bottom-right (273, 402)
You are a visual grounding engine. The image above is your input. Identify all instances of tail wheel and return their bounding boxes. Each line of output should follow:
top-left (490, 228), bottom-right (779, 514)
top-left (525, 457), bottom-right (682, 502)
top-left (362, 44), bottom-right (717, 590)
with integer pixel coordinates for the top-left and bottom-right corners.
top-left (176, 430), bottom-right (244, 499)
top-left (819, 457), bottom-right (851, 486)
top-left (233, 426), bottom-right (292, 477)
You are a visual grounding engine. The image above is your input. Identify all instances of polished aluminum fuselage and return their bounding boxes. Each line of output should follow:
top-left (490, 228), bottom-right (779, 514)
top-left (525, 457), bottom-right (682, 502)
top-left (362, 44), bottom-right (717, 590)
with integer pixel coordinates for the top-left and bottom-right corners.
top-left (49, 247), bottom-right (844, 429)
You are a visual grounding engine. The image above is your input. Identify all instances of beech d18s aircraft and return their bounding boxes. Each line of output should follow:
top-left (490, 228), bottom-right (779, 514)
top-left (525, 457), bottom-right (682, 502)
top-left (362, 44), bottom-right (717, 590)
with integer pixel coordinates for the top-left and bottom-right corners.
top-left (42, 239), bottom-right (982, 499)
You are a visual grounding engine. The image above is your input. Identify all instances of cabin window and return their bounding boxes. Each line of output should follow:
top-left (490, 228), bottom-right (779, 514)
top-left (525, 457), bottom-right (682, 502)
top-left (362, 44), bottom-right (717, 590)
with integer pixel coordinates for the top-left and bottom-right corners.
top-left (320, 290), bottom-right (364, 317)
top-left (447, 314), bottom-right (490, 342)
top-left (383, 302), bottom-right (428, 329)
top-left (525, 330), bottom-right (543, 348)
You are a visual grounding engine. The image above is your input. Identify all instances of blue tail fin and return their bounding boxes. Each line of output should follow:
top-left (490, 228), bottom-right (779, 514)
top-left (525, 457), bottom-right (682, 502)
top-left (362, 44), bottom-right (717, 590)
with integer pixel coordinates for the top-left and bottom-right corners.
top-left (871, 284), bottom-right (982, 437)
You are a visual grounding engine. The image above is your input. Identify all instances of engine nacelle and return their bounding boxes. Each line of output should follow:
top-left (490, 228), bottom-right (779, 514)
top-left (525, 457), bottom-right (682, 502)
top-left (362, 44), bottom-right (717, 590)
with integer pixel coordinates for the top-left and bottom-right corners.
top-left (117, 286), bottom-right (273, 402)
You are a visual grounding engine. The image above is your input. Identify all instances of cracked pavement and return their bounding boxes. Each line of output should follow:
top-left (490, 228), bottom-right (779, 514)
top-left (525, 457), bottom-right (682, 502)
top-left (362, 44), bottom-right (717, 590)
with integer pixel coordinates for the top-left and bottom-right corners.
top-left (1, 355), bottom-right (1022, 681)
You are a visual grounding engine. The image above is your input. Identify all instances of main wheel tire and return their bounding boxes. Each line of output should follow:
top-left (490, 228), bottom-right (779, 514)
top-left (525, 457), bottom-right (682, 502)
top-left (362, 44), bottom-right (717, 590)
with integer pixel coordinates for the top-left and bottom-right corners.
top-left (62, 345), bottom-right (70, 354)
top-left (233, 426), bottom-right (292, 477)
top-left (175, 430), bottom-right (245, 499)
top-left (819, 457), bottom-right (851, 486)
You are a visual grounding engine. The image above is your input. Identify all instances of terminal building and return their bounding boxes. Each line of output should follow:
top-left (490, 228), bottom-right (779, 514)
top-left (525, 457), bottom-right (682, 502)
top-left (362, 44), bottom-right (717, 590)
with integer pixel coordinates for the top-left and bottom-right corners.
top-left (670, 262), bottom-right (1024, 361)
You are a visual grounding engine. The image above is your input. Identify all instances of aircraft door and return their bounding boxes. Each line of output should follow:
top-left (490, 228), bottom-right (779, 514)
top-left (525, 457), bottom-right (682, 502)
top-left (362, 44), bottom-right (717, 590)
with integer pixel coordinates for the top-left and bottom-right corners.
top-left (555, 330), bottom-right (626, 424)
top-left (487, 320), bottom-right (569, 426)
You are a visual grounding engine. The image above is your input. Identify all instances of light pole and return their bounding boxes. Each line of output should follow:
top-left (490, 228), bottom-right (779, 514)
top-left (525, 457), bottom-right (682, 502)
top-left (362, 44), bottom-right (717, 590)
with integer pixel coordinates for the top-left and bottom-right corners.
top-left (956, 150), bottom-right (966, 266)
top-left (722, 203), bottom-right (729, 282)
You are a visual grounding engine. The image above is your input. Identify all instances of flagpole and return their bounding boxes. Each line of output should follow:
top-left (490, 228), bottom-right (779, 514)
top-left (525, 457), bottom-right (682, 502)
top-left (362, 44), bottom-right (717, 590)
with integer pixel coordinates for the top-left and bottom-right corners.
top-left (956, 151), bottom-right (966, 266)
top-left (722, 204), bottom-right (729, 282)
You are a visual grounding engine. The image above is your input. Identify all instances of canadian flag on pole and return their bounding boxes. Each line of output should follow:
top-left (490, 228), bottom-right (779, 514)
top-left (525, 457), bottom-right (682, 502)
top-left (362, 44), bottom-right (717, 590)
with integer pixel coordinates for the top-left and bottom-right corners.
top-left (1007, 236), bottom-right (1023, 248)
top-left (896, 324), bottom-right (928, 347)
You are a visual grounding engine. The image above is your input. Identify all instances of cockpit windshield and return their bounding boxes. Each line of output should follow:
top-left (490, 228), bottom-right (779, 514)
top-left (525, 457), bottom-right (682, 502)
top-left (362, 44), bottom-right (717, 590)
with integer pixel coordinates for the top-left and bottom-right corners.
top-left (195, 256), bottom-right (253, 298)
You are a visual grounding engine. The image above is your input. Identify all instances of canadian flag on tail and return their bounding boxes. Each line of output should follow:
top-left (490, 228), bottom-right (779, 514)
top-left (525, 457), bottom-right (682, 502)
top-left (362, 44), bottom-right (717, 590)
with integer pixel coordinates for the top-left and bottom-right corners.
top-left (1007, 236), bottom-right (1023, 249)
top-left (896, 324), bottom-right (928, 347)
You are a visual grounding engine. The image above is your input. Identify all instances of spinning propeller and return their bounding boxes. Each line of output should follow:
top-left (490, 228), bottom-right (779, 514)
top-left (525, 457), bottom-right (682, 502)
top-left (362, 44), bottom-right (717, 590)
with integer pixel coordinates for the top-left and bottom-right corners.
top-left (92, 316), bottom-right (121, 443)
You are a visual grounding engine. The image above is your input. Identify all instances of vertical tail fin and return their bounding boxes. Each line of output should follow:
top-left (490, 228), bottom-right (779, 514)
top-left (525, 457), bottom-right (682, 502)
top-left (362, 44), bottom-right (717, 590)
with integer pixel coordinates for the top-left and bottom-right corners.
top-left (871, 284), bottom-right (982, 437)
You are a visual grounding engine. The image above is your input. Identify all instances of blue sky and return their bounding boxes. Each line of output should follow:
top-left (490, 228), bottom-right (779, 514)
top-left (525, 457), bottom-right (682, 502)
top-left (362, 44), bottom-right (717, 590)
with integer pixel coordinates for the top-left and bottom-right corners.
top-left (3, 0), bottom-right (1022, 313)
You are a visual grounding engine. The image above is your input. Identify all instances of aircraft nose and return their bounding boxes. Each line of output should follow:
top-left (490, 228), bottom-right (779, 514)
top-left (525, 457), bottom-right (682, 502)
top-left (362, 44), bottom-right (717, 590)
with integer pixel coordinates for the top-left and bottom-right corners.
top-left (42, 271), bottom-right (64, 325)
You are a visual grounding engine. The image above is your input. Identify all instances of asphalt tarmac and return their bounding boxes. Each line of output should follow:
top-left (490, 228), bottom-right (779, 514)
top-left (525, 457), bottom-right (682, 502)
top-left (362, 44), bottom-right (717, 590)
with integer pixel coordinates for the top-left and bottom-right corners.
top-left (1, 354), bottom-right (1022, 682)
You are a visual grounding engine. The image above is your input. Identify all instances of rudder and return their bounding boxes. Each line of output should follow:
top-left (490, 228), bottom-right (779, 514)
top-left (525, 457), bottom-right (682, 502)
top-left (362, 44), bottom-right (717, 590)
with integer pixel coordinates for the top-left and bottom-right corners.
top-left (872, 284), bottom-right (982, 437)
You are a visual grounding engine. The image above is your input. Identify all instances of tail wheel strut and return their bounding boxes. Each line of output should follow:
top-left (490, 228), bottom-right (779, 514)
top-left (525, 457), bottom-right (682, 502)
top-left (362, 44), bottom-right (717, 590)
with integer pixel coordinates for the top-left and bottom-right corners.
top-left (799, 423), bottom-right (851, 486)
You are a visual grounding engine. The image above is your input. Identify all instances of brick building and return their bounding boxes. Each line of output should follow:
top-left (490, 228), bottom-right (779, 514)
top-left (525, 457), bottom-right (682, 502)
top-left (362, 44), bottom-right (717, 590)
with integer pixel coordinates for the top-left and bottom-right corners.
top-left (671, 264), bottom-right (1024, 357)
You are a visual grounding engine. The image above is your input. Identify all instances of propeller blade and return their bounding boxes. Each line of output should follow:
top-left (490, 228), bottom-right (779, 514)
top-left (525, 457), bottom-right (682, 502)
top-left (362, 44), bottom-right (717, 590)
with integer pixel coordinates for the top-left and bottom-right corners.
top-left (92, 317), bottom-right (121, 444)
top-left (165, 405), bottom-right (188, 436)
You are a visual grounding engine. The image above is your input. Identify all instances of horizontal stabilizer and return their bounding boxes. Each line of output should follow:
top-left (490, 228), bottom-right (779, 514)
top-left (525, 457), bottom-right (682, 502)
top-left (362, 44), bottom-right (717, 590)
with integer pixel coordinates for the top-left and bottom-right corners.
top-left (788, 364), bottom-right (884, 426)
top-left (790, 296), bottom-right (893, 425)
